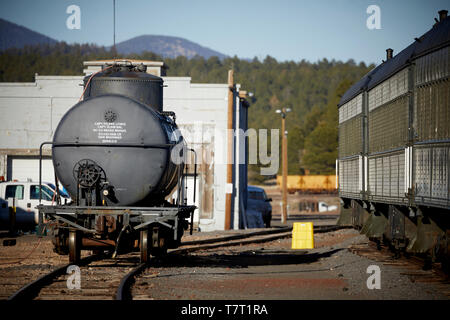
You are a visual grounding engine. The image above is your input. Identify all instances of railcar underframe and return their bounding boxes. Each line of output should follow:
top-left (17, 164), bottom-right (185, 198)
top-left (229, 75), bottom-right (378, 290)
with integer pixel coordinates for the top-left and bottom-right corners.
top-left (38, 205), bottom-right (196, 263)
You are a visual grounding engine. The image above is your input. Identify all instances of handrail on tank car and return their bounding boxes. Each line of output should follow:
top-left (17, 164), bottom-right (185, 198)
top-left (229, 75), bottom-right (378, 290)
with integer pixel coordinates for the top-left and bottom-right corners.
top-left (39, 141), bottom-right (53, 204)
top-left (38, 141), bottom-right (53, 236)
top-left (187, 148), bottom-right (197, 235)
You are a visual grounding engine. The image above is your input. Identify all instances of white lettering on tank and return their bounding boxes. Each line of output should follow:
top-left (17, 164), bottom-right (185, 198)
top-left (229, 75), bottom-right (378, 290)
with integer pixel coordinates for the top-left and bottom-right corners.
top-left (93, 122), bottom-right (127, 143)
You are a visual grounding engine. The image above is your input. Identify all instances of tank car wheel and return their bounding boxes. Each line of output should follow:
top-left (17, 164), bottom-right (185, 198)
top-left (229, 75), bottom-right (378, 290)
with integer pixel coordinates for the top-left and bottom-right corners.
top-left (150, 226), bottom-right (167, 257)
top-left (52, 229), bottom-right (69, 255)
top-left (140, 229), bottom-right (150, 263)
top-left (69, 230), bottom-right (81, 263)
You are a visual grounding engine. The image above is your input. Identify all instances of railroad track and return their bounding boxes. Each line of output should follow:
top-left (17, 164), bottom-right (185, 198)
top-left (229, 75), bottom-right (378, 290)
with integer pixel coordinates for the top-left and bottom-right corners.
top-left (8, 252), bottom-right (140, 300)
top-left (349, 241), bottom-right (450, 297)
top-left (9, 224), bottom-right (341, 300)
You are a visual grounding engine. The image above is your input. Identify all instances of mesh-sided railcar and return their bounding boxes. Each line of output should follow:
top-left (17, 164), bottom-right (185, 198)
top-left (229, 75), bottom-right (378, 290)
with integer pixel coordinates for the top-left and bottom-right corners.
top-left (337, 11), bottom-right (450, 265)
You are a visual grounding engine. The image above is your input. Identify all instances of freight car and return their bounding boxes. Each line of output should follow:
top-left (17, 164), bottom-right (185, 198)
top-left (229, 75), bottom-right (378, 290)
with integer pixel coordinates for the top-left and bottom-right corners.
top-left (36, 61), bottom-right (196, 263)
top-left (337, 10), bottom-right (450, 268)
top-left (276, 175), bottom-right (337, 194)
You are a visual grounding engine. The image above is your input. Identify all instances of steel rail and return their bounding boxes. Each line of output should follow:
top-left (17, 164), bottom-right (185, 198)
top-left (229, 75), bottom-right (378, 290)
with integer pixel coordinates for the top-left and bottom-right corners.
top-left (116, 263), bottom-right (147, 300)
top-left (8, 254), bottom-right (101, 300)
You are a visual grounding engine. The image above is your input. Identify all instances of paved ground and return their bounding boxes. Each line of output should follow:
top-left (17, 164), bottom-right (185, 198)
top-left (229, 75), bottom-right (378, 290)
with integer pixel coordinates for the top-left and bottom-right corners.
top-left (132, 228), bottom-right (449, 300)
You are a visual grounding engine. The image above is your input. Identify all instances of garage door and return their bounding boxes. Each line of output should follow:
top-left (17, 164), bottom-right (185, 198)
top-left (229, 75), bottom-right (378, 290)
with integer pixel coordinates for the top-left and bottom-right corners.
top-left (7, 157), bottom-right (56, 184)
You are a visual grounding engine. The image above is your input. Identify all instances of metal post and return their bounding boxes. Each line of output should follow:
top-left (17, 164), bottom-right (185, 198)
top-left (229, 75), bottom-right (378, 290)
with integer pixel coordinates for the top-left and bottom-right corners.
top-left (8, 198), bottom-right (16, 235)
top-left (113, 0), bottom-right (116, 55)
top-left (281, 112), bottom-right (288, 224)
top-left (275, 107), bottom-right (290, 225)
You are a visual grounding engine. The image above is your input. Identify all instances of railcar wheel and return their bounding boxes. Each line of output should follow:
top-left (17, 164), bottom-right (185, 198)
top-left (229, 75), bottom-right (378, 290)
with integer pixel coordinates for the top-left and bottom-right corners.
top-left (140, 229), bottom-right (149, 263)
top-left (52, 229), bottom-right (69, 255)
top-left (69, 230), bottom-right (81, 263)
top-left (150, 226), bottom-right (167, 257)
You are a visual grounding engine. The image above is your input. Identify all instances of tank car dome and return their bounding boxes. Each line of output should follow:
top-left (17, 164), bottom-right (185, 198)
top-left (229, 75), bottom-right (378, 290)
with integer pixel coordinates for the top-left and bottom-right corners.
top-left (83, 63), bottom-right (164, 112)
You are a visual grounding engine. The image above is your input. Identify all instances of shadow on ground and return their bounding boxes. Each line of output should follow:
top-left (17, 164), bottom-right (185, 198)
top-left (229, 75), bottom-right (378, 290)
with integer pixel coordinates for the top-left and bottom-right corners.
top-left (149, 248), bottom-right (344, 269)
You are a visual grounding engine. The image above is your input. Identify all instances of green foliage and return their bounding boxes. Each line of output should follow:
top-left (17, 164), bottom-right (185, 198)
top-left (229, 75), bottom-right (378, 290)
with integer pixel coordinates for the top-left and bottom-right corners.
top-left (287, 125), bottom-right (304, 174)
top-left (302, 122), bottom-right (337, 174)
top-left (301, 78), bottom-right (355, 175)
top-left (0, 43), bottom-right (372, 183)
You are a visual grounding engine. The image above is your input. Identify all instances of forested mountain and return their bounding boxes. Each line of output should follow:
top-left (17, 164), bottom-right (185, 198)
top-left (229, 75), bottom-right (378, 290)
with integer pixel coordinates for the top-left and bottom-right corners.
top-left (115, 35), bottom-right (226, 59)
top-left (0, 18), bottom-right (57, 51)
top-left (0, 18), bottom-right (225, 59)
top-left (0, 43), bottom-right (374, 182)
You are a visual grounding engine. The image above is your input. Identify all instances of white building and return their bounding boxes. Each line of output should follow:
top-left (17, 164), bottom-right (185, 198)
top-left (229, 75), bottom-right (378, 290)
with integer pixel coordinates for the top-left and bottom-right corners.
top-left (0, 60), bottom-right (250, 231)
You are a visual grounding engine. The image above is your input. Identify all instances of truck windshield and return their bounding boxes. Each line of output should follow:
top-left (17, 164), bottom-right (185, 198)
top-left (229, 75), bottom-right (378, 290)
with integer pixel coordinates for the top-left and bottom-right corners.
top-left (30, 185), bottom-right (54, 202)
top-left (46, 183), bottom-right (70, 198)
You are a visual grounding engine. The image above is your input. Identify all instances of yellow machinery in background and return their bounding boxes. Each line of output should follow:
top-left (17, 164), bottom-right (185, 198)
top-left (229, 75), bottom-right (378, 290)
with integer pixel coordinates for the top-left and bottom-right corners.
top-left (276, 175), bottom-right (337, 194)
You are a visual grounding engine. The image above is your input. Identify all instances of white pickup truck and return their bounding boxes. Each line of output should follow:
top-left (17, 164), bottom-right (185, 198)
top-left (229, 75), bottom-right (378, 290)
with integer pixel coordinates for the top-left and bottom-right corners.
top-left (0, 181), bottom-right (70, 231)
top-left (318, 201), bottom-right (338, 212)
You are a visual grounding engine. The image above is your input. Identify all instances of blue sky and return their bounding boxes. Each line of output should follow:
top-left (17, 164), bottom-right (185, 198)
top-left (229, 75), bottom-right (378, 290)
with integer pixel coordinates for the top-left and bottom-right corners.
top-left (0, 0), bottom-right (448, 65)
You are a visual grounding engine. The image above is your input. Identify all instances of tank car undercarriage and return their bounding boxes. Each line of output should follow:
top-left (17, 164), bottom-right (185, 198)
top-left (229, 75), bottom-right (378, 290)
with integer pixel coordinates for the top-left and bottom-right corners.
top-left (37, 150), bottom-right (196, 264)
top-left (39, 204), bottom-right (195, 263)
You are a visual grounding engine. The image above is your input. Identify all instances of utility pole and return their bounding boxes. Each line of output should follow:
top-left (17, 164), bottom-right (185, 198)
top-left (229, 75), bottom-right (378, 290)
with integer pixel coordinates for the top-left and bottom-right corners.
top-left (225, 70), bottom-right (234, 230)
top-left (276, 107), bottom-right (291, 224)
